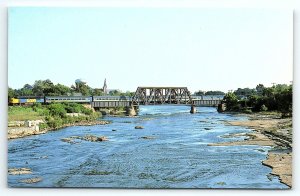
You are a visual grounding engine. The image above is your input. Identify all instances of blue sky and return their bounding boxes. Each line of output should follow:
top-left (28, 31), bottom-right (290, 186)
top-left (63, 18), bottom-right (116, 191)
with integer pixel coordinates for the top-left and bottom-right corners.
top-left (8, 7), bottom-right (293, 92)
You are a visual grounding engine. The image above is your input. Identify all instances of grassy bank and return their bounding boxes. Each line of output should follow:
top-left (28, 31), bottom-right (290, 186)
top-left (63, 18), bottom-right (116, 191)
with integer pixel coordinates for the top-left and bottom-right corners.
top-left (8, 103), bottom-right (102, 130)
top-left (8, 106), bottom-right (43, 121)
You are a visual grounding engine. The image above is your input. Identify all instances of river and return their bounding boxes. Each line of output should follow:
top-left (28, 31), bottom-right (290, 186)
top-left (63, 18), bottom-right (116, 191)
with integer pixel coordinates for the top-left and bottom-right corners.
top-left (8, 106), bottom-right (288, 189)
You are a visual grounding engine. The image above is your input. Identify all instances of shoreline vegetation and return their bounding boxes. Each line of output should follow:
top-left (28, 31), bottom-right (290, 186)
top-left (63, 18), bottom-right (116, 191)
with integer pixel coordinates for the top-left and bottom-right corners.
top-left (209, 112), bottom-right (292, 188)
top-left (8, 103), bottom-right (116, 140)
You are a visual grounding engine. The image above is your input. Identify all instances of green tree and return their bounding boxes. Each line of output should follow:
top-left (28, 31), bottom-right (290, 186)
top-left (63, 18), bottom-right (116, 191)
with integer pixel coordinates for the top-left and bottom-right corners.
top-left (32, 79), bottom-right (55, 96)
top-left (274, 84), bottom-right (289, 93)
top-left (8, 87), bottom-right (16, 101)
top-left (256, 84), bottom-right (265, 96)
top-left (247, 95), bottom-right (262, 111)
top-left (15, 84), bottom-right (34, 96)
top-left (234, 88), bottom-right (256, 97)
top-left (194, 90), bottom-right (205, 96)
top-left (90, 88), bottom-right (103, 96)
top-left (74, 82), bottom-right (90, 96)
top-left (51, 83), bottom-right (71, 96)
top-left (109, 90), bottom-right (122, 96)
top-left (223, 92), bottom-right (239, 111)
top-left (120, 91), bottom-right (135, 96)
top-left (262, 86), bottom-right (275, 97)
top-left (275, 85), bottom-right (292, 117)
top-left (205, 91), bottom-right (225, 95)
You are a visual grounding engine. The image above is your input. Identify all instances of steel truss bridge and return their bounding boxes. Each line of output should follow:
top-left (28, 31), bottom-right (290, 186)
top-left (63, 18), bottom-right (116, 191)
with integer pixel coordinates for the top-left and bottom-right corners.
top-left (91, 87), bottom-right (222, 108)
top-left (131, 87), bottom-right (193, 105)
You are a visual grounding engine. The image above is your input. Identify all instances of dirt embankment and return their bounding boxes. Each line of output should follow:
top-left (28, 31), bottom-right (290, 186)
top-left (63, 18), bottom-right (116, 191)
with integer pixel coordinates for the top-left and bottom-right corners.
top-left (208, 113), bottom-right (292, 188)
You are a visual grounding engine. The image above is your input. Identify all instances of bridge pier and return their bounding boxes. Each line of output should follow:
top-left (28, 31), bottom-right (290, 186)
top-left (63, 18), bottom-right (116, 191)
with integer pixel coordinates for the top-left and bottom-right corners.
top-left (126, 105), bottom-right (138, 116)
top-left (190, 105), bottom-right (196, 114)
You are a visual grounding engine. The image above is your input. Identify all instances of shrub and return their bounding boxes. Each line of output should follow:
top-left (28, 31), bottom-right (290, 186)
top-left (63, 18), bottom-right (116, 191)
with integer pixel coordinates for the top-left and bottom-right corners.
top-left (242, 109), bottom-right (252, 114)
top-left (63, 103), bottom-right (81, 113)
top-left (48, 103), bottom-right (67, 118)
top-left (82, 108), bottom-right (93, 115)
top-left (231, 104), bottom-right (242, 111)
top-left (32, 103), bottom-right (42, 111)
top-left (260, 104), bottom-right (268, 112)
top-left (47, 116), bottom-right (63, 129)
top-left (39, 123), bottom-right (49, 130)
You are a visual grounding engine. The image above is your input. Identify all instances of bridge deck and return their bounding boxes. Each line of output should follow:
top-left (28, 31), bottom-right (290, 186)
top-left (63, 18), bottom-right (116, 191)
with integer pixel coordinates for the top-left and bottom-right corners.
top-left (91, 99), bottom-right (221, 108)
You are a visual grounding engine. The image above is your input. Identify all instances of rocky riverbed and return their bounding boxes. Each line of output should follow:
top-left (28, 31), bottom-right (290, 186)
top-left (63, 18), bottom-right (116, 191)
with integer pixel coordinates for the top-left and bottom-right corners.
top-left (8, 106), bottom-right (289, 188)
top-left (208, 113), bottom-right (292, 188)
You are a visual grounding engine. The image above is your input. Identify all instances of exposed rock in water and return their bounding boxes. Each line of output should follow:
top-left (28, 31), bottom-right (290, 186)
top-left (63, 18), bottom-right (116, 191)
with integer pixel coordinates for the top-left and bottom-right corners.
top-left (204, 128), bottom-right (211, 130)
top-left (38, 156), bottom-right (48, 159)
top-left (208, 132), bottom-right (275, 147)
top-left (8, 168), bottom-right (32, 175)
top-left (220, 133), bottom-right (246, 138)
top-left (122, 121), bottom-right (132, 123)
top-left (61, 135), bottom-right (108, 143)
top-left (19, 177), bottom-right (42, 184)
top-left (112, 129), bottom-right (117, 131)
top-left (70, 136), bottom-right (81, 139)
top-left (141, 136), bottom-right (156, 139)
top-left (216, 181), bottom-right (226, 186)
top-left (141, 118), bottom-right (154, 121)
top-left (84, 170), bottom-right (113, 175)
top-left (61, 138), bottom-right (75, 143)
top-left (135, 126), bottom-right (144, 129)
top-left (82, 135), bottom-right (108, 142)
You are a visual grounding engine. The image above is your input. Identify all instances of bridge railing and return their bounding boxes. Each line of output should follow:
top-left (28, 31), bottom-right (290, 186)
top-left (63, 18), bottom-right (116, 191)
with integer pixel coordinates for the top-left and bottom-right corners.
top-left (91, 95), bottom-right (224, 102)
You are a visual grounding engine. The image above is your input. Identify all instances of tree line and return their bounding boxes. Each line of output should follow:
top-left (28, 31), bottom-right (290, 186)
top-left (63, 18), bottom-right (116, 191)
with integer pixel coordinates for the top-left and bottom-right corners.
top-left (8, 79), bottom-right (134, 100)
top-left (220, 83), bottom-right (292, 117)
top-left (194, 90), bottom-right (225, 96)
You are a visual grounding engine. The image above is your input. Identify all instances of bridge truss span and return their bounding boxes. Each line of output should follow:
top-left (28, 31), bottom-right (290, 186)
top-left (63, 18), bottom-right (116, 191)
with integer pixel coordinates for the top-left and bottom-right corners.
top-left (131, 87), bottom-right (193, 106)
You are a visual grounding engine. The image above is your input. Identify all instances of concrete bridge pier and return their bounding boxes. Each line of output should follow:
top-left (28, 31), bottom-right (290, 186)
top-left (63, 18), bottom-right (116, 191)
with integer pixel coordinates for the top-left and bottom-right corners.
top-left (190, 105), bottom-right (196, 114)
top-left (126, 105), bottom-right (138, 116)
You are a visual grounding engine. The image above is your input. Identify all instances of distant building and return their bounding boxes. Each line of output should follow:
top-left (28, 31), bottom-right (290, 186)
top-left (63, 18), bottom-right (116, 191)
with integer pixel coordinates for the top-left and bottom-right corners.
top-left (103, 78), bottom-right (108, 95)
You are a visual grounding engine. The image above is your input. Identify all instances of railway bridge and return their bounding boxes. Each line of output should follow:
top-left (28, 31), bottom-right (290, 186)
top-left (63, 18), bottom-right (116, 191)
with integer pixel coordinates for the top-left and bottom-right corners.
top-left (91, 87), bottom-right (223, 114)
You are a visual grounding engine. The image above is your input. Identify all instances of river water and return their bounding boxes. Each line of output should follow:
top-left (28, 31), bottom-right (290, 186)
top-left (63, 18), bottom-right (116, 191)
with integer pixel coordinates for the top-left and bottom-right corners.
top-left (8, 106), bottom-right (288, 189)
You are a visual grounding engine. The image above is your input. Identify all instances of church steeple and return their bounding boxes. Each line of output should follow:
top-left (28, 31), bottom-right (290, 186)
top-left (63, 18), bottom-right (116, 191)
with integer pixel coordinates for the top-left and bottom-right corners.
top-left (103, 78), bottom-right (107, 94)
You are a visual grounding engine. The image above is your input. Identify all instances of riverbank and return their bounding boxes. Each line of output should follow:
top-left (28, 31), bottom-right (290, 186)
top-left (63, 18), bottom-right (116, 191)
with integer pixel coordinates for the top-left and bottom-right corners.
top-left (209, 112), bottom-right (292, 188)
top-left (8, 120), bottom-right (111, 140)
top-left (8, 104), bottom-right (112, 140)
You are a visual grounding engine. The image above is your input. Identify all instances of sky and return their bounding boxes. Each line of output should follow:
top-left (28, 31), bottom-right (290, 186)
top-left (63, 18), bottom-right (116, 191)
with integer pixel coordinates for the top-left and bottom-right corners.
top-left (8, 7), bottom-right (293, 93)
